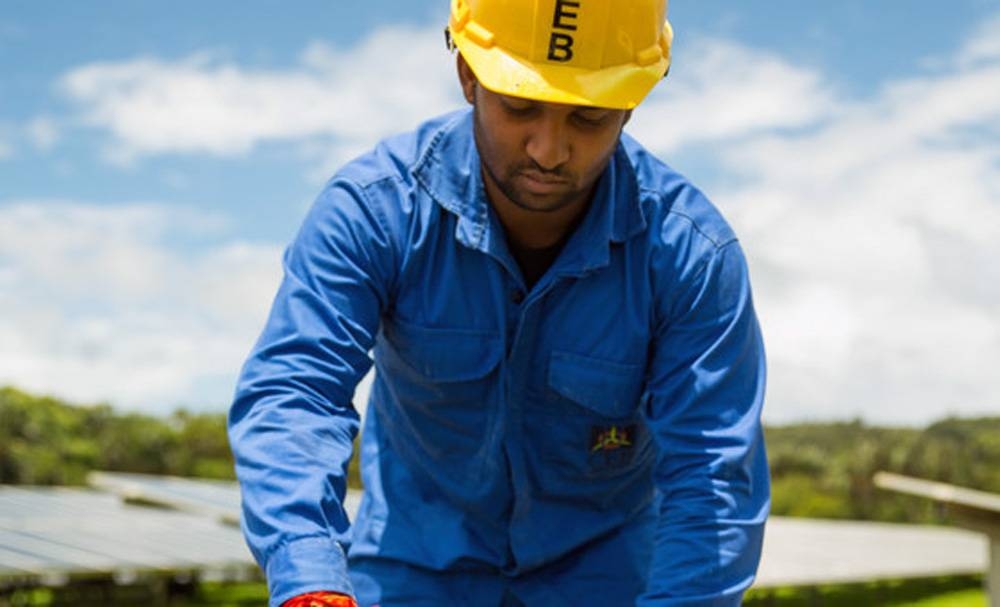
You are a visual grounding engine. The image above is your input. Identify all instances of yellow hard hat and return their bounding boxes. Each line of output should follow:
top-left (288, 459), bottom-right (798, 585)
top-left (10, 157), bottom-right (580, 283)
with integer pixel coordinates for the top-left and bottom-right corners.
top-left (447, 0), bottom-right (672, 110)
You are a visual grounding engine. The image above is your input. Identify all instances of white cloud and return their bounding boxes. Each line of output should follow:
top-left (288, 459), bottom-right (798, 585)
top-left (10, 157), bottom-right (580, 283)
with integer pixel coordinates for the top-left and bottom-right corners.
top-left (60, 26), bottom-right (463, 164)
top-left (0, 200), bottom-right (284, 412)
top-left (0, 117), bottom-right (59, 157)
top-left (629, 37), bottom-right (840, 153)
top-left (26, 116), bottom-right (59, 151)
top-left (631, 19), bottom-right (1000, 424)
top-left (956, 13), bottom-right (1000, 68)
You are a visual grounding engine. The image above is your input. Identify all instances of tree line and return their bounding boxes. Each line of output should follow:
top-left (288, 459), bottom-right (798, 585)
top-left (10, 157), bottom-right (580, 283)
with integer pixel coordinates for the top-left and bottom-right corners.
top-left (2, 385), bottom-right (998, 525)
top-left (0, 386), bottom-right (234, 484)
top-left (766, 417), bottom-right (1000, 523)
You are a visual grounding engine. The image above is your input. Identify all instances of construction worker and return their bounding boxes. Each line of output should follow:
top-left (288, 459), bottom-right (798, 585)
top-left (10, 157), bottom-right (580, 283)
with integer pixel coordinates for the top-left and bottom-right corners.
top-left (228, 0), bottom-right (770, 605)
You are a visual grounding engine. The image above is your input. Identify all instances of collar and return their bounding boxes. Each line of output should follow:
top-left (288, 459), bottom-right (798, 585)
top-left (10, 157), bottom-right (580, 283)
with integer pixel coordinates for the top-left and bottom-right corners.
top-left (412, 109), bottom-right (647, 276)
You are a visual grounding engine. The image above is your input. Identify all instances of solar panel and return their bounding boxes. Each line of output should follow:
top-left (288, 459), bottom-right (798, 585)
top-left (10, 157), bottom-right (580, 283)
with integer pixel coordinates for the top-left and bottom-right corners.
top-left (757, 517), bottom-right (985, 587)
top-left (87, 472), bottom-right (242, 525)
top-left (88, 471), bottom-right (363, 523)
top-left (0, 478), bottom-right (988, 592)
top-left (0, 486), bottom-right (256, 584)
top-left (0, 476), bottom-right (367, 589)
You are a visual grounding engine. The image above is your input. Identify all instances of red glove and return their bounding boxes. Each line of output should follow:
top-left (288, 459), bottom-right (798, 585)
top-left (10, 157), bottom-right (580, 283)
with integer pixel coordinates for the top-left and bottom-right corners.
top-left (282, 591), bottom-right (358, 607)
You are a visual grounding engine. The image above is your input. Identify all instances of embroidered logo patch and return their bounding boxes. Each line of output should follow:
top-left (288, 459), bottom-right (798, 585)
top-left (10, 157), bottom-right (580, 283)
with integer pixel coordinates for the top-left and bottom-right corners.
top-left (590, 424), bottom-right (635, 453)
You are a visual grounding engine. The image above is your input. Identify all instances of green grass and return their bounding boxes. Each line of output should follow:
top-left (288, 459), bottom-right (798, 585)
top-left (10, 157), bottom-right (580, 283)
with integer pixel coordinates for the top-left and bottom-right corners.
top-left (743, 575), bottom-right (984, 606)
top-left (174, 576), bottom-right (990, 606)
top-left (2, 576), bottom-right (985, 606)
top-left (896, 588), bottom-right (985, 607)
top-left (180, 580), bottom-right (988, 606)
top-left (176, 581), bottom-right (270, 606)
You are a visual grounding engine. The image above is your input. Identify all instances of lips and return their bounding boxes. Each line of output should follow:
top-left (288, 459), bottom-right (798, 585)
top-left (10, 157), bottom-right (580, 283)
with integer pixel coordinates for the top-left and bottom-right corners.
top-left (518, 170), bottom-right (569, 194)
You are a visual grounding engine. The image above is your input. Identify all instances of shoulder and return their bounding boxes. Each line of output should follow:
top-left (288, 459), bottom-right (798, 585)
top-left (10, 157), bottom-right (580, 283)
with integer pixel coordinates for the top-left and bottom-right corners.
top-left (620, 134), bottom-right (741, 273)
top-left (292, 110), bottom-right (472, 278)
top-left (617, 134), bottom-right (749, 310)
top-left (621, 133), bottom-right (737, 250)
top-left (330, 110), bottom-right (468, 192)
top-left (304, 110), bottom-right (469, 232)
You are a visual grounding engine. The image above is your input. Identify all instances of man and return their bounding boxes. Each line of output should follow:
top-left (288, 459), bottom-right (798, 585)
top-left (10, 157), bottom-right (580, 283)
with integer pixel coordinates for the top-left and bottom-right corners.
top-left (228, 0), bottom-right (769, 605)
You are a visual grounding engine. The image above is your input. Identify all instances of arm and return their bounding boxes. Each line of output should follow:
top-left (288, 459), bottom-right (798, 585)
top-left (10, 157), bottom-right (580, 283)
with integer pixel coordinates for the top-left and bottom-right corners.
top-left (638, 239), bottom-right (769, 606)
top-left (228, 180), bottom-right (397, 607)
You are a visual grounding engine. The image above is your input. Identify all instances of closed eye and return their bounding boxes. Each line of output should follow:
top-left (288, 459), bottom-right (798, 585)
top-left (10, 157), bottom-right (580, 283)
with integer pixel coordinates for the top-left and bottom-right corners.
top-left (573, 111), bottom-right (611, 127)
top-left (499, 96), bottom-right (538, 117)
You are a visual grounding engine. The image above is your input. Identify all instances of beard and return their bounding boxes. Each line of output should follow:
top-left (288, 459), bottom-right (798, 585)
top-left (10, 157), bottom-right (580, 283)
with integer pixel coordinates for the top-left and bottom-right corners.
top-left (480, 155), bottom-right (583, 214)
top-left (473, 104), bottom-right (584, 214)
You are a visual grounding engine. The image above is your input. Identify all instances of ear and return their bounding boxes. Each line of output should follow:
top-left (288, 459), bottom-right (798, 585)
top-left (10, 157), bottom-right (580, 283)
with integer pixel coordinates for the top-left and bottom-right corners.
top-left (456, 53), bottom-right (477, 105)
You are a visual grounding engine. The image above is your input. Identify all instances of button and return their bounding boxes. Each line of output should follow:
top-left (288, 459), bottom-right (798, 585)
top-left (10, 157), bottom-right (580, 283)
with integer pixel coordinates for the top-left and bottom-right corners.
top-left (511, 290), bottom-right (525, 304)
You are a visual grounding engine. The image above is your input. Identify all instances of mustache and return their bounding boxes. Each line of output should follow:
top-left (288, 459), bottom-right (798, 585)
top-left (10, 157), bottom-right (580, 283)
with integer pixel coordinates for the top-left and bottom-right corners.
top-left (515, 160), bottom-right (571, 180)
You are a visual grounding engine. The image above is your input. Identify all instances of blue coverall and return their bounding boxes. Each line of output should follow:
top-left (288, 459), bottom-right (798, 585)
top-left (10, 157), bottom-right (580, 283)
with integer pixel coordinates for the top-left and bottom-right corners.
top-left (229, 109), bottom-right (770, 607)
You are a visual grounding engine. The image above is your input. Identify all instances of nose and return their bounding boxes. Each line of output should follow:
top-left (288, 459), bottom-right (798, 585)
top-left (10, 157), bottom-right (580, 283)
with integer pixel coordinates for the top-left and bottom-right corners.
top-left (525, 116), bottom-right (570, 171)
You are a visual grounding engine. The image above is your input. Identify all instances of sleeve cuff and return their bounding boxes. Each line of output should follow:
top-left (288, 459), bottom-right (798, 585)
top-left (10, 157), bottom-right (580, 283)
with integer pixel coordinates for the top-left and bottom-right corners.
top-left (265, 536), bottom-right (355, 607)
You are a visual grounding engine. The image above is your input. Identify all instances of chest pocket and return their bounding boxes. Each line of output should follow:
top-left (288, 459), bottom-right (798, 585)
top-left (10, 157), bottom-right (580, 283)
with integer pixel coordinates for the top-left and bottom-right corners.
top-left (376, 319), bottom-right (503, 475)
top-left (539, 350), bottom-right (652, 482)
top-left (384, 318), bottom-right (502, 382)
top-left (547, 350), bottom-right (645, 418)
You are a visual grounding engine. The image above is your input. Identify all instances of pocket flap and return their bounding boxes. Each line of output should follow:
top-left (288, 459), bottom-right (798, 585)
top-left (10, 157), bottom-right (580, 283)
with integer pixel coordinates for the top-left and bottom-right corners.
top-left (384, 319), bottom-right (502, 382)
top-left (547, 350), bottom-right (644, 417)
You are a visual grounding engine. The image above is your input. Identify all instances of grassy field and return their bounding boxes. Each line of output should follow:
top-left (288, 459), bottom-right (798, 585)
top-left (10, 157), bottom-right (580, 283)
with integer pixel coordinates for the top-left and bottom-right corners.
top-left (743, 575), bottom-right (984, 606)
top-left (175, 579), bottom-right (991, 606)
top-left (179, 581), bottom-right (988, 606)
top-left (134, 575), bottom-right (997, 606)
top-left (900, 588), bottom-right (986, 606)
top-left (2, 576), bottom-right (985, 606)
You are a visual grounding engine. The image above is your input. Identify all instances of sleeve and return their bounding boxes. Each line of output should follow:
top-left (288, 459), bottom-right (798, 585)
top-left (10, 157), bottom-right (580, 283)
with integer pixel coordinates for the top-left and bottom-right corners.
top-left (227, 179), bottom-right (398, 607)
top-left (638, 238), bottom-right (770, 606)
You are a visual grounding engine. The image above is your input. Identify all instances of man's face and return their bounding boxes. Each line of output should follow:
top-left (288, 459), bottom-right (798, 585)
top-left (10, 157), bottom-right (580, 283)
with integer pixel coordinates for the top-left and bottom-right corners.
top-left (458, 57), bottom-right (631, 214)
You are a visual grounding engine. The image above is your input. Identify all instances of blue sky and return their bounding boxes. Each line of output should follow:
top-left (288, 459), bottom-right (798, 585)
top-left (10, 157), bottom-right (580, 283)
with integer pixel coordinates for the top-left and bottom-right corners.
top-left (1, 1), bottom-right (998, 424)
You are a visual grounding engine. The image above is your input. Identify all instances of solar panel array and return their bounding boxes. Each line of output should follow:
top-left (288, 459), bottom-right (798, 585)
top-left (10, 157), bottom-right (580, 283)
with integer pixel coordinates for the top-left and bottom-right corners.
top-left (0, 485), bottom-right (254, 586)
top-left (87, 471), bottom-right (363, 525)
top-left (87, 471), bottom-right (244, 526)
top-left (758, 516), bottom-right (985, 587)
top-left (0, 473), bottom-right (986, 591)
top-left (0, 472), bottom-right (364, 588)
